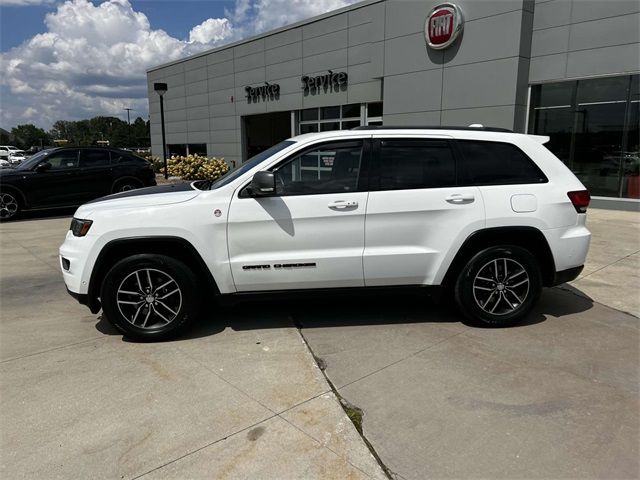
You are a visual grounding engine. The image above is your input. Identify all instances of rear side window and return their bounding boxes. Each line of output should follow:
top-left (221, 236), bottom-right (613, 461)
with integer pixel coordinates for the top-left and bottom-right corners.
top-left (111, 152), bottom-right (144, 164)
top-left (457, 140), bottom-right (547, 186)
top-left (379, 139), bottom-right (455, 190)
top-left (80, 149), bottom-right (110, 167)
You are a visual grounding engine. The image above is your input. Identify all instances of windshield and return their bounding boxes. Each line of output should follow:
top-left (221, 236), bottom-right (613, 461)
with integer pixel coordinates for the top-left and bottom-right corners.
top-left (16, 149), bottom-right (53, 170)
top-left (207, 140), bottom-right (295, 190)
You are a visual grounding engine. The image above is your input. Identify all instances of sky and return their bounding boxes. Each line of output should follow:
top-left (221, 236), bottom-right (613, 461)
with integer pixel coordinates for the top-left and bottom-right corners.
top-left (0, 0), bottom-right (357, 130)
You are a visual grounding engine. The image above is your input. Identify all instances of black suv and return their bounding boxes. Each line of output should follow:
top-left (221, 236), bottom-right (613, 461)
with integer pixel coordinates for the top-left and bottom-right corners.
top-left (0, 147), bottom-right (156, 220)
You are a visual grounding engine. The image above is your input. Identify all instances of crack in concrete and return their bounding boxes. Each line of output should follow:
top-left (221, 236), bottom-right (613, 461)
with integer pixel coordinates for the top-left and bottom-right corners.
top-left (296, 322), bottom-right (395, 480)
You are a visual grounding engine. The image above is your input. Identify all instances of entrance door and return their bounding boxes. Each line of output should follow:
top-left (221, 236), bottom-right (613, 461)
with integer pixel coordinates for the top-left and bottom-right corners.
top-left (228, 138), bottom-right (370, 292)
top-left (243, 111), bottom-right (291, 160)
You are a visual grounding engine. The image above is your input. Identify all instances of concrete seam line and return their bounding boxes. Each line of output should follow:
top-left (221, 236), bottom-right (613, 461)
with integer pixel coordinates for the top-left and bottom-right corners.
top-left (176, 346), bottom-right (277, 414)
top-left (276, 411), bottom-right (378, 479)
top-left (571, 248), bottom-right (640, 282)
top-left (0, 336), bottom-right (109, 364)
top-left (132, 414), bottom-right (280, 480)
top-left (337, 330), bottom-right (466, 391)
top-left (295, 323), bottom-right (394, 480)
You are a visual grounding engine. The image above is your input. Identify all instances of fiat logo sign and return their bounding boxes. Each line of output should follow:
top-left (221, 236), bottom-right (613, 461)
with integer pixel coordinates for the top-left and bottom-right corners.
top-left (425, 3), bottom-right (464, 50)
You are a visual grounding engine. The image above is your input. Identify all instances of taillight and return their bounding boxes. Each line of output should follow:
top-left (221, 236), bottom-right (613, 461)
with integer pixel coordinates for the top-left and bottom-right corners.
top-left (567, 190), bottom-right (590, 213)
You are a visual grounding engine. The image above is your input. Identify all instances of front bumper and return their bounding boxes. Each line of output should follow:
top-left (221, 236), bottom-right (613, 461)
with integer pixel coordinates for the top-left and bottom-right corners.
top-left (65, 287), bottom-right (101, 313)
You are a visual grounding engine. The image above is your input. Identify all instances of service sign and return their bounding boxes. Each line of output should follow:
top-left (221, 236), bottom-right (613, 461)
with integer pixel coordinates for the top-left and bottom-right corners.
top-left (425, 3), bottom-right (464, 50)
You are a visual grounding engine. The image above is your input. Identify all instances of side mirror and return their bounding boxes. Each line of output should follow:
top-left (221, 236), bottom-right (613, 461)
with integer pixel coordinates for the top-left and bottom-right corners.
top-left (35, 162), bottom-right (51, 173)
top-left (249, 171), bottom-right (276, 196)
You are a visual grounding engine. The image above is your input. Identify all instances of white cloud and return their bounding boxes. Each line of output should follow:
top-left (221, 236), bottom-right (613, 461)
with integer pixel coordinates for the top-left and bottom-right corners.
top-left (0, 0), bottom-right (358, 129)
top-left (189, 18), bottom-right (234, 44)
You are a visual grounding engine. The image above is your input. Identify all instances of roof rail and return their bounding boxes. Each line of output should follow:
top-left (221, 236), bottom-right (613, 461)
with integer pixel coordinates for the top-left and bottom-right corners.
top-left (351, 125), bottom-right (514, 133)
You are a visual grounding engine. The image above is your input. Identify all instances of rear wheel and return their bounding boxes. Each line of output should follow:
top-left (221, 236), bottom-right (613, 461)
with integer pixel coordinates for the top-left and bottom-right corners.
top-left (0, 192), bottom-right (21, 220)
top-left (113, 179), bottom-right (141, 193)
top-left (454, 246), bottom-right (541, 327)
top-left (101, 254), bottom-right (200, 341)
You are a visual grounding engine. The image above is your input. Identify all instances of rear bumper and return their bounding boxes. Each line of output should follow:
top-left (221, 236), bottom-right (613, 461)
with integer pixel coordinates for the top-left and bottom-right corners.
top-left (552, 265), bottom-right (583, 286)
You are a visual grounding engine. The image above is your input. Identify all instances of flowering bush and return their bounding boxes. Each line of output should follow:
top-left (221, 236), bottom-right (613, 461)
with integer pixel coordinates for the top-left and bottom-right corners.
top-left (148, 156), bottom-right (165, 173)
top-left (165, 154), bottom-right (230, 181)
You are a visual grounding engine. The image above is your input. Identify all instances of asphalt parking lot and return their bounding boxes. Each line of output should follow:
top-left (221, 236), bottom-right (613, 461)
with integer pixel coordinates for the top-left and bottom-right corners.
top-left (1, 209), bottom-right (638, 479)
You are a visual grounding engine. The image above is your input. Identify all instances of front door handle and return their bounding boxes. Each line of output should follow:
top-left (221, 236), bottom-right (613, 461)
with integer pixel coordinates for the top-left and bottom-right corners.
top-left (328, 200), bottom-right (358, 209)
top-left (445, 193), bottom-right (475, 204)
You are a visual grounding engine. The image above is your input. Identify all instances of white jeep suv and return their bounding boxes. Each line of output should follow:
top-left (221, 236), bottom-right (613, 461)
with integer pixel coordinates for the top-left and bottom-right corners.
top-left (60, 127), bottom-right (591, 341)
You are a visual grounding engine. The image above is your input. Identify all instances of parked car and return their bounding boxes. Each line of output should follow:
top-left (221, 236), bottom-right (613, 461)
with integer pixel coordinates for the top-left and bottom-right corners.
top-left (8, 150), bottom-right (28, 165)
top-left (0, 147), bottom-right (156, 220)
top-left (0, 145), bottom-right (21, 160)
top-left (0, 158), bottom-right (10, 168)
top-left (60, 126), bottom-right (591, 341)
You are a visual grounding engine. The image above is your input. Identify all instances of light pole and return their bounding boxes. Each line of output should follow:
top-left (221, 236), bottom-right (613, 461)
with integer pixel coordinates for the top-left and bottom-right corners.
top-left (124, 107), bottom-right (132, 147)
top-left (154, 82), bottom-right (168, 179)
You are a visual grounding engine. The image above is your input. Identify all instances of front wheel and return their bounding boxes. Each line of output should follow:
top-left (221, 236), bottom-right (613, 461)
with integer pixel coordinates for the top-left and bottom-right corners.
top-left (101, 254), bottom-right (200, 341)
top-left (454, 246), bottom-right (542, 327)
top-left (0, 191), bottom-right (21, 220)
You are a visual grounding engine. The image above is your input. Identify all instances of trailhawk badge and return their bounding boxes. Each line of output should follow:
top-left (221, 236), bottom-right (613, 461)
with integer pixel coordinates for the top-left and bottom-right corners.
top-left (425, 3), bottom-right (464, 50)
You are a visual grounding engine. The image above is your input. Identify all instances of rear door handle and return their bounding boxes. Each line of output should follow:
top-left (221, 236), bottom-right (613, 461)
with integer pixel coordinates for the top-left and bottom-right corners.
top-left (328, 200), bottom-right (358, 209)
top-left (445, 193), bottom-right (475, 204)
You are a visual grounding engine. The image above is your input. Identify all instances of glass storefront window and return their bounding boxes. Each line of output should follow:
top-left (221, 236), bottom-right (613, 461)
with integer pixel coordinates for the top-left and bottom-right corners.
top-left (187, 143), bottom-right (207, 156)
top-left (529, 74), bottom-right (639, 198)
top-left (321, 122), bottom-right (340, 131)
top-left (297, 103), bottom-right (378, 133)
top-left (300, 124), bottom-right (318, 134)
top-left (342, 103), bottom-right (360, 118)
top-left (321, 106), bottom-right (340, 119)
top-left (301, 108), bottom-right (318, 121)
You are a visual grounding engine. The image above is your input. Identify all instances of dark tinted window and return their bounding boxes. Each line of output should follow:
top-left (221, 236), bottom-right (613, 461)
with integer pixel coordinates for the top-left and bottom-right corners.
top-left (80, 149), bottom-right (110, 167)
top-left (457, 140), bottom-right (547, 185)
top-left (43, 150), bottom-right (78, 170)
top-left (379, 139), bottom-right (455, 190)
top-left (275, 141), bottom-right (363, 195)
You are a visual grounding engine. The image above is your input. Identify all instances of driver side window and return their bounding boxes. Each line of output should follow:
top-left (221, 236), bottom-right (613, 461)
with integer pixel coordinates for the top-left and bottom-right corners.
top-left (274, 141), bottom-right (363, 196)
top-left (42, 150), bottom-right (79, 170)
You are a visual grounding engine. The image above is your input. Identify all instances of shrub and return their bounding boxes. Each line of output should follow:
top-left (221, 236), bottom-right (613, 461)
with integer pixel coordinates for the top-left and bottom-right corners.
top-left (166, 154), bottom-right (230, 181)
top-left (148, 156), bottom-right (165, 173)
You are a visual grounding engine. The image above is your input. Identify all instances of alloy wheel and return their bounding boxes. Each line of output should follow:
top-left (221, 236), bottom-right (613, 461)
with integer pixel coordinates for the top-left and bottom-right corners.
top-left (118, 184), bottom-right (137, 192)
top-left (472, 258), bottom-right (530, 316)
top-left (0, 193), bottom-right (19, 219)
top-left (116, 268), bottom-right (183, 329)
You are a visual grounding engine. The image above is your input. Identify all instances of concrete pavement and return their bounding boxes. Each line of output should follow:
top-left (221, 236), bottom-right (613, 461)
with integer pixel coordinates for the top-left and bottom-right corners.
top-left (569, 208), bottom-right (640, 317)
top-left (300, 208), bottom-right (640, 479)
top-left (1, 208), bottom-right (638, 479)
top-left (0, 216), bottom-right (386, 479)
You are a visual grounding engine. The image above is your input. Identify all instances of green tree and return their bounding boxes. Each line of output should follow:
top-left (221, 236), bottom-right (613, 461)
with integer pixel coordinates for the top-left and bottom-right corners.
top-left (11, 124), bottom-right (51, 149)
top-left (131, 117), bottom-right (150, 147)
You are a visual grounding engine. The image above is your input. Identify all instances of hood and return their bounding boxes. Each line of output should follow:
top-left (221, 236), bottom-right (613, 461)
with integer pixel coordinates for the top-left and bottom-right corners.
top-left (83, 182), bottom-right (201, 209)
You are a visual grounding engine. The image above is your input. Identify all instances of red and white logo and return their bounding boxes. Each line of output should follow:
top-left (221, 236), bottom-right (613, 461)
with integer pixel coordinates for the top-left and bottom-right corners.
top-left (425, 3), bottom-right (464, 50)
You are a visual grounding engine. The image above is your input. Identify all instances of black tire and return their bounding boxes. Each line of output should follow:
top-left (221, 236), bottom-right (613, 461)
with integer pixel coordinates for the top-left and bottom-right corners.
top-left (454, 246), bottom-right (542, 327)
top-left (0, 190), bottom-right (21, 221)
top-left (112, 179), bottom-right (141, 193)
top-left (101, 254), bottom-right (200, 341)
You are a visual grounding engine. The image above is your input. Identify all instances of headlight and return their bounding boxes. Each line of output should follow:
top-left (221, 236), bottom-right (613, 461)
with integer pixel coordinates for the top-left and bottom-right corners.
top-left (70, 218), bottom-right (93, 237)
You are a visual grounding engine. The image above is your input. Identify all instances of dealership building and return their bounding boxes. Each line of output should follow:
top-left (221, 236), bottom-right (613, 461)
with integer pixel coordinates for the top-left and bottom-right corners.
top-left (147, 0), bottom-right (639, 203)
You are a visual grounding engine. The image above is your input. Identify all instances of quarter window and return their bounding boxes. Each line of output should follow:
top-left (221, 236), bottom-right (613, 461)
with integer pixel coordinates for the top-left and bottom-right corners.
top-left (457, 140), bottom-right (547, 186)
top-left (274, 141), bottom-right (364, 195)
top-left (378, 139), bottom-right (455, 190)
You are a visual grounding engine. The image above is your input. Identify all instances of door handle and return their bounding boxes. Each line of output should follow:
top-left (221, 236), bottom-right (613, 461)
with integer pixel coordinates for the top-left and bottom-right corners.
top-left (328, 200), bottom-right (358, 209)
top-left (445, 193), bottom-right (475, 204)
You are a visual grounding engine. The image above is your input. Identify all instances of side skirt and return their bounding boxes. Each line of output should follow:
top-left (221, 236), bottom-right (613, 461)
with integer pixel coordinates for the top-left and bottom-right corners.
top-left (217, 285), bottom-right (444, 306)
